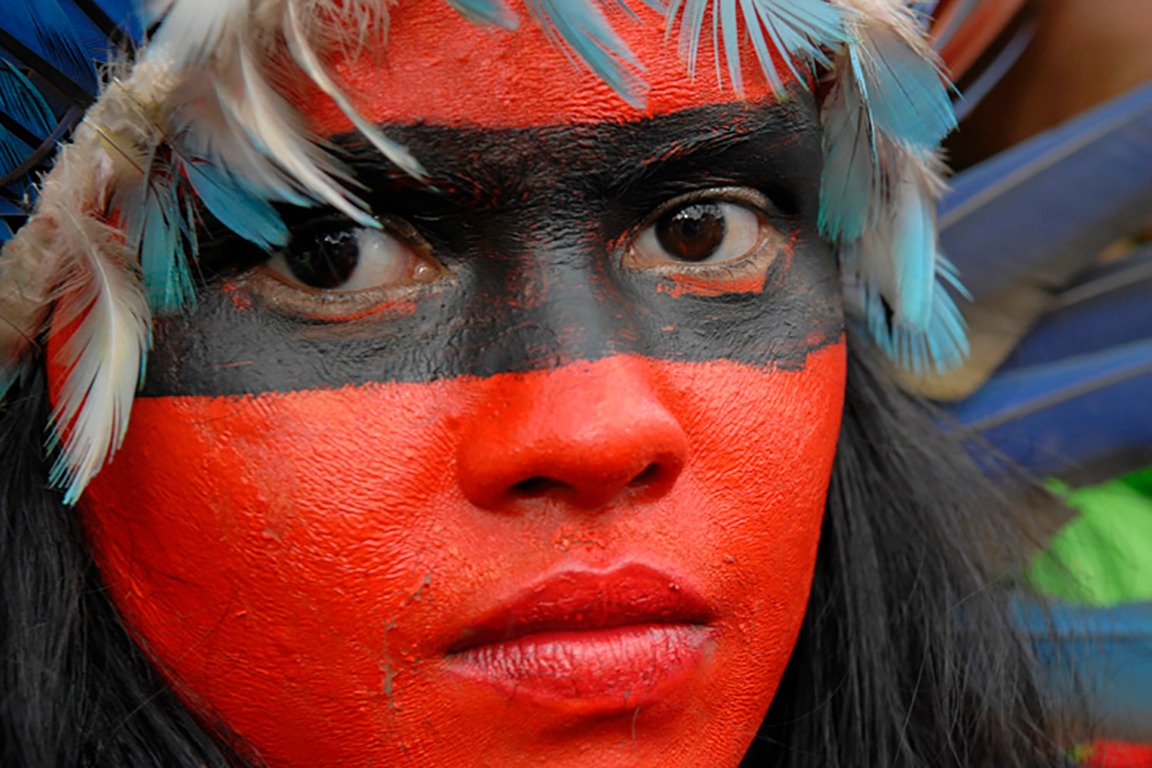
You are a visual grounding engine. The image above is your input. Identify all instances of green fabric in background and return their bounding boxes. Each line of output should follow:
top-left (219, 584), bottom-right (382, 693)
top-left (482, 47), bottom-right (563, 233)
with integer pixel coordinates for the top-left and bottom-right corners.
top-left (1029, 468), bottom-right (1152, 606)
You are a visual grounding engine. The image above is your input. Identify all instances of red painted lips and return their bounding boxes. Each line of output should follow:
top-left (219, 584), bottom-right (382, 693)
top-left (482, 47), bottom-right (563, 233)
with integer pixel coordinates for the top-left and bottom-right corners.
top-left (445, 563), bottom-right (717, 709)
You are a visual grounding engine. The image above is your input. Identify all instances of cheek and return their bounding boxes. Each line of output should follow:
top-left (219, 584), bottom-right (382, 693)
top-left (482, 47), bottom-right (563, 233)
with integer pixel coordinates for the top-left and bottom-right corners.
top-left (79, 344), bottom-right (845, 768)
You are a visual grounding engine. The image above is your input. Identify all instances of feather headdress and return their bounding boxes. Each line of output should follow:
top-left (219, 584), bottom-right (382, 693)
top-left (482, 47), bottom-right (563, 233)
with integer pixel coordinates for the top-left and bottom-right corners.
top-left (1, 0), bottom-right (962, 501)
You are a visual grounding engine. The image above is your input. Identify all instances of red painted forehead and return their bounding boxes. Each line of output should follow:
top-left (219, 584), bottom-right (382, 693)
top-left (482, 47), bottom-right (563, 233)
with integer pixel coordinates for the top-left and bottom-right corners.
top-left (308, 1), bottom-right (792, 133)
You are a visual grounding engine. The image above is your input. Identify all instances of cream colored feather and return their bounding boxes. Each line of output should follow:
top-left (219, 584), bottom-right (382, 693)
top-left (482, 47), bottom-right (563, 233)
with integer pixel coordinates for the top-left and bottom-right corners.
top-left (47, 211), bottom-right (150, 505)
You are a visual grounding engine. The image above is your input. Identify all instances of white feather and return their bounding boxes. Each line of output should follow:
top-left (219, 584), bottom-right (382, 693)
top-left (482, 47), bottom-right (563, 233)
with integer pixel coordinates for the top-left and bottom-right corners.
top-left (47, 211), bottom-right (150, 505)
top-left (147, 0), bottom-right (252, 67)
top-left (284, 0), bottom-right (424, 178)
top-left (299, 0), bottom-right (395, 58)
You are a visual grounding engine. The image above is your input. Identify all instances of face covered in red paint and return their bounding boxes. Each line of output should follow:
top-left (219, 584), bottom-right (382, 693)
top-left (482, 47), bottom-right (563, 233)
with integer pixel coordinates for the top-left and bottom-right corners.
top-left (76, 5), bottom-right (846, 767)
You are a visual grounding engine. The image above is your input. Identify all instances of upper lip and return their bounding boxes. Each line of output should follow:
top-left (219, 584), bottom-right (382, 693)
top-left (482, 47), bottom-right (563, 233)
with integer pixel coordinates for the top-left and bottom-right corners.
top-left (448, 562), bottom-right (714, 653)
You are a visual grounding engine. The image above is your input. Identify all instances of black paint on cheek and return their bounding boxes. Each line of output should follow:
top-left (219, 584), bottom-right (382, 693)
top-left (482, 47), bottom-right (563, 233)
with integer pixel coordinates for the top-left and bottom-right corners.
top-left (142, 240), bottom-right (841, 396)
top-left (141, 100), bottom-right (844, 397)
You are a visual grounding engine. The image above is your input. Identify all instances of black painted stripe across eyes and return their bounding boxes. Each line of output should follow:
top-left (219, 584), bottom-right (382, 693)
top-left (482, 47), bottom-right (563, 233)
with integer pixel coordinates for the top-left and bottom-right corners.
top-left (143, 99), bottom-right (843, 397)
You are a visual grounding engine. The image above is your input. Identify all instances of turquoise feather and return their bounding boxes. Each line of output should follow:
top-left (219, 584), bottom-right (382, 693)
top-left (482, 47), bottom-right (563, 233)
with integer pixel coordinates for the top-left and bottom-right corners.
top-left (844, 17), bottom-right (956, 150)
top-left (118, 175), bottom-right (197, 316)
top-left (183, 159), bottom-right (290, 251)
top-left (525, 0), bottom-right (646, 107)
top-left (444, 0), bottom-right (520, 27)
top-left (818, 76), bottom-right (874, 242)
top-left (666, 0), bottom-right (845, 95)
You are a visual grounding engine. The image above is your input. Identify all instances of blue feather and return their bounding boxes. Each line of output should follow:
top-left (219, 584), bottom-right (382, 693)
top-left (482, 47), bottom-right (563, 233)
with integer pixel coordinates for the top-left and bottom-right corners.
top-left (665, 0), bottom-right (709, 79)
top-left (668, 0), bottom-right (844, 95)
top-left (1015, 598), bottom-right (1152, 741)
top-left (183, 159), bottom-right (289, 251)
top-left (718, 0), bottom-right (741, 91)
top-left (948, 339), bottom-right (1152, 477)
top-left (90, 0), bottom-right (144, 41)
top-left (444, 0), bottom-right (520, 28)
top-left (940, 82), bottom-right (1152, 301)
top-left (999, 246), bottom-right (1152, 371)
top-left (3, 0), bottom-right (99, 97)
top-left (743, 0), bottom-right (841, 78)
top-left (818, 80), bottom-right (873, 242)
top-left (137, 178), bottom-right (195, 314)
top-left (525, 0), bottom-right (645, 108)
top-left (846, 20), bottom-right (956, 150)
top-left (891, 172), bottom-right (937, 329)
top-left (0, 61), bottom-right (55, 140)
top-left (857, 255), bottom-right (968, 375)
top-left (0, 61), bottom-right (57, 197)
top-left (0, 356), bottom-right (31, 401)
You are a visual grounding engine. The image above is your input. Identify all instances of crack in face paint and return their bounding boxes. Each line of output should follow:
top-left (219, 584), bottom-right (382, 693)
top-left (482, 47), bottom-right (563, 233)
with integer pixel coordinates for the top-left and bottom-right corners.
top-left (75, 8), bottom-right (848, 768)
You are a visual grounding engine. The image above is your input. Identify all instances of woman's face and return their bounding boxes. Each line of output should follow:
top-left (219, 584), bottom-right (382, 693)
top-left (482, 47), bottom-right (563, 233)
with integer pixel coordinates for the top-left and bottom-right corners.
top-left (76, 5), bottom-right (846, 767)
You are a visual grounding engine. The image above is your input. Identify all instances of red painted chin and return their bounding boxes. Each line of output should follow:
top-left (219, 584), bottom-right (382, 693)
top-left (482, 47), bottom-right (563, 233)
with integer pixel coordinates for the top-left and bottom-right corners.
top-left (301, 1), bottom-right (792, 133)
top-left (80, 346), bottom-right (846, 768)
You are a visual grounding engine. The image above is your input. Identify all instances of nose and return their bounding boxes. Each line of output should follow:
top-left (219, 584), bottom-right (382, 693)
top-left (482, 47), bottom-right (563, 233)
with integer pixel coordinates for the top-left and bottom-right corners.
top-left (456, 355), bottom-right (689, 512)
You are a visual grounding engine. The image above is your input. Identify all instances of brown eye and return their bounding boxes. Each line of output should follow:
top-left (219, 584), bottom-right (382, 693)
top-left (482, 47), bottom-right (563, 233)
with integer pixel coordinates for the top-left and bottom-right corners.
top-left (280, 229), bottom-right (360, 288)
top-left (626, 192), bottom-right (774, 270)
top-left (655, 203), bottom-right (729, 262)
top-left (265, 226), bottom-right (442, 293)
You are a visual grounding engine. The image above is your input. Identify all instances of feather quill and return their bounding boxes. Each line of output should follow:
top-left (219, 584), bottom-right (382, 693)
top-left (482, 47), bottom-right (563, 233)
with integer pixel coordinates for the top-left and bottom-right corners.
top-left (1000, 248), bottom-right (1152, 371)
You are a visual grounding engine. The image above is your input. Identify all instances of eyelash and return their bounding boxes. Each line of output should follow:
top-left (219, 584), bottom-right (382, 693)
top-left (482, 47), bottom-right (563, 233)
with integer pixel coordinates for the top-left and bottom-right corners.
top-left (227, 186), bottom-right (787, 320)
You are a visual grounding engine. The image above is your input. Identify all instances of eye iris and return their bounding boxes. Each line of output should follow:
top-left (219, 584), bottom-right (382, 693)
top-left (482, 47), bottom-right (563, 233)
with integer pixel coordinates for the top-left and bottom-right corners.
top-left (286, 230), bottom-right (360, 289)
top-left (656, 203), bottom-right (727, 262)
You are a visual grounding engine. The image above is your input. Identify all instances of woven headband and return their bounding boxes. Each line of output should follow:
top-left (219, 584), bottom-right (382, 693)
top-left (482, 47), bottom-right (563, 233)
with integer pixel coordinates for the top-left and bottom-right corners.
top-left (0, 0), bottom-right (964, 502)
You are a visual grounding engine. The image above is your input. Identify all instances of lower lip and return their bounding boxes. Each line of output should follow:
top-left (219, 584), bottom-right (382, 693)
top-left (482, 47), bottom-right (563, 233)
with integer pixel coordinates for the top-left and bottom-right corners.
top-left (446, 624), bottom-right (714, 710)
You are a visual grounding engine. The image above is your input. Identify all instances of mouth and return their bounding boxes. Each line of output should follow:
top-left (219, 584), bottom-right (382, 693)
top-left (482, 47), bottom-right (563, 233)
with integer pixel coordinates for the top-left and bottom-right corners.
top-left (444, 563), bottom-right (717, 710)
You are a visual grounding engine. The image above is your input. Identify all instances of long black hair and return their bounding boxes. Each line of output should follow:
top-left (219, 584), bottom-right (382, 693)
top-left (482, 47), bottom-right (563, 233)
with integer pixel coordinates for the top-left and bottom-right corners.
top-left (2, 334), bottom-right (1067, 767)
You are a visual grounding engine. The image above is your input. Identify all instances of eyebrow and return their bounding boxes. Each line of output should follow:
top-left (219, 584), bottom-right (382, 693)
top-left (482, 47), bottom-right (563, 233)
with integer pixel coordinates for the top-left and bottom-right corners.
top-left (335, 96), bottom-right (821, 210)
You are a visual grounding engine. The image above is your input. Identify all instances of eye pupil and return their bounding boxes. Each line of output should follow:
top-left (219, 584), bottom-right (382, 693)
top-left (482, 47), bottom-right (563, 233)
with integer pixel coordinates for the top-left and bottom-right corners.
top-left (286, 230), bottom-right (360, 289)
top-left (656, 203), bottom-right (727, 262)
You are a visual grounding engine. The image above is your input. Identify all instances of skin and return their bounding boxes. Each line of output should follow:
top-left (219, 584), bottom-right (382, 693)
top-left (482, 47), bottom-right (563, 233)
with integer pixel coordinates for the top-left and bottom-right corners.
top-left (69, 4), bottom-right (847, 766)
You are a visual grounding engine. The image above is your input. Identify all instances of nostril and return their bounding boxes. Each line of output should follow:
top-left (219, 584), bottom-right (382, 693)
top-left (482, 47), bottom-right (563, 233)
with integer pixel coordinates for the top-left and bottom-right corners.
top-left (455, 358), bottom-right (691, 512)
top-left (629, 463), bottom-right (663, 488)
top-left (511, 476), bottom-right (569, 498)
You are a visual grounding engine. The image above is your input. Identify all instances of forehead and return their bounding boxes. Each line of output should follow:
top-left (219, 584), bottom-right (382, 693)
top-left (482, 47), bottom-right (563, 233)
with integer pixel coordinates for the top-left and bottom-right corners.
top-left (306, 1), bottom-right (789, 133)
